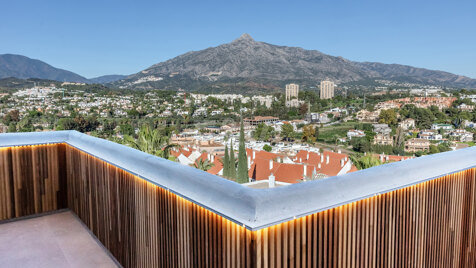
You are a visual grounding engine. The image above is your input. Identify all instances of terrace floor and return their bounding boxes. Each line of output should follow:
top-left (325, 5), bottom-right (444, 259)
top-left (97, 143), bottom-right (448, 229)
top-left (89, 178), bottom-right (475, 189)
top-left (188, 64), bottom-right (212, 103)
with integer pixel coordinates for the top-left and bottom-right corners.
top-left (0, 211), bottom-right (118, 268)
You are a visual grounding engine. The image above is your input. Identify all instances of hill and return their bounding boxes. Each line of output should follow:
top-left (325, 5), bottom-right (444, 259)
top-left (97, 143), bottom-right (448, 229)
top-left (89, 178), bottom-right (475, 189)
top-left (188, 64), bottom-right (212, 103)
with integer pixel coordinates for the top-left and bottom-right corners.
top-left (0, 54), bottom-right (89, 83)
top-left (113, 34), bottom-right (476, 91)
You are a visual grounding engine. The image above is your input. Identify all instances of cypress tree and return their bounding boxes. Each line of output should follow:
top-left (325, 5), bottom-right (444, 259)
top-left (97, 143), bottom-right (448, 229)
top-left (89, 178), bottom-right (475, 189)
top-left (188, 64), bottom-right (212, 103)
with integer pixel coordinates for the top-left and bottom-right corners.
top-left (229, 140), bottom-right (236, 179)
top-left (237, 119), bottom-right (249, 183)
top-left (223, 145), bottom-right (229, 177)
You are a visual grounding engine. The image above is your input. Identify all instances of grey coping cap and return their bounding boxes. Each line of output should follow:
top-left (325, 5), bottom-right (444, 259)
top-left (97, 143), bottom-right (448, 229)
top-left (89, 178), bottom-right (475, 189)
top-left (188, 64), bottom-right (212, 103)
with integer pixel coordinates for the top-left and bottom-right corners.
top-left (1, 131), bottom-right (476, 230)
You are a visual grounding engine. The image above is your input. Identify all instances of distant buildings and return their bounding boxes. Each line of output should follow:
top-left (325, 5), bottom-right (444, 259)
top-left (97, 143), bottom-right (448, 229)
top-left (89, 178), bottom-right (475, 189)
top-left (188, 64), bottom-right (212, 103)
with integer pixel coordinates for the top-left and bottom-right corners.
top-left (431, 123), bottom-right (454, 131)
top-left (244, 116), bottom-right (279, 126)
top-left (306, 113), bottom-right (330, 124)
top-left (373, 133), bottom-right (393, 146)
top-left (347, 129), bottom-right (366, 140)
top-left (405, 138), bottom-right (430, 153)
top-left (320, 80), bottom-right (335, 100)
top-left (398, 118), bottom-right (415, 130)
top-left (285, 83), bottom-right (303, 107)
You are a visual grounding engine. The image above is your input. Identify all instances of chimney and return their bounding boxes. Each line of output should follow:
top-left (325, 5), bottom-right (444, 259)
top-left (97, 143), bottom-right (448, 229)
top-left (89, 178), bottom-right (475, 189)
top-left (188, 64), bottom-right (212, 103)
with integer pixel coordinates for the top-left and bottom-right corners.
top-left (303, 164), bottom-right (307, 177)
top-left (211, 154), bottom-right (215, 162)
top-left (247, 156), bottom-right (251, 169)
top-left (252, 150), bottom-right (256, 159)
top-left (326, 155), bottom-right (329, 164)
top-left (268, 173), bottom-right (275, 188)
top-left (340, 158), bottom-right (344, 167)
top-left (306, 153), bottom-right (309, 160)
top-left (337, 149), bottom-right (341, 154)
top-left (269, 160), bottom-right (273, 170)
top-left (299, 158), bottom-right (302, 162)
top-left (207, 154), bottom-right (211, 161)
top-left (320, 155), bottom-right (324, 163)
top-left (318, 163), bottom-right (321, 169)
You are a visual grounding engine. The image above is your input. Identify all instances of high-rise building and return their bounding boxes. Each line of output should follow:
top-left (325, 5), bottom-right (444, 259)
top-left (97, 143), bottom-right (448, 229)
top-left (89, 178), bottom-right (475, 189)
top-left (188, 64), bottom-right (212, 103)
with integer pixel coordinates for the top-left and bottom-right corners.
top-left (285, 83), bottom-right (299, 102)
top-left (320, 80), bottom-right (335, 99)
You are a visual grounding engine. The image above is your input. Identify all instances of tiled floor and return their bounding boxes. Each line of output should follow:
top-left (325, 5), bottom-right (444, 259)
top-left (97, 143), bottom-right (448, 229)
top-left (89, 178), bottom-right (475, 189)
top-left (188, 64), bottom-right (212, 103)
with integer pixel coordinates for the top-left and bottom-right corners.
top-left (0, 211), bottom-right (118, 268)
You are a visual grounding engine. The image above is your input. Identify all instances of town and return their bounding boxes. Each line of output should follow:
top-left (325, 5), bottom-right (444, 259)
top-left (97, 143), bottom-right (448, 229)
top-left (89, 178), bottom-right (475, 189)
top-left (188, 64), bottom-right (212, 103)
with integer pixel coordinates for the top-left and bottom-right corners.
top-left (2, 81), bottom-right (476, 187)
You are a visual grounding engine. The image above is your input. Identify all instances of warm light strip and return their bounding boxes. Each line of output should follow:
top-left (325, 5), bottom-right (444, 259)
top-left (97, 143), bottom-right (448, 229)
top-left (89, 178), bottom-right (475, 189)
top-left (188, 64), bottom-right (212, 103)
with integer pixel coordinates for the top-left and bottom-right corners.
top-left (2, 143), bottom-right (473, 233)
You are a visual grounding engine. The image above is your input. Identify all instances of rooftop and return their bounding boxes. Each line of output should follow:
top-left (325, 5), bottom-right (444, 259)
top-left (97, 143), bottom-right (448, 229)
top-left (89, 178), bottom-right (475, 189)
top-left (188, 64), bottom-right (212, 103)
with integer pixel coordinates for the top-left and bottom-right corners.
top-left (0, 211), bottom-right (118, 267)
top-left (2, 131), bottom-right (476, 230)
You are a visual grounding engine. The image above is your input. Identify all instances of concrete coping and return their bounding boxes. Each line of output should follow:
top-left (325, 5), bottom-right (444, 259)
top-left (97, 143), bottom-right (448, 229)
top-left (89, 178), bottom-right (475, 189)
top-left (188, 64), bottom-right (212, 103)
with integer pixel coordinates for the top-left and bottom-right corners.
top-left (1, 131), bottom-right (475, 230)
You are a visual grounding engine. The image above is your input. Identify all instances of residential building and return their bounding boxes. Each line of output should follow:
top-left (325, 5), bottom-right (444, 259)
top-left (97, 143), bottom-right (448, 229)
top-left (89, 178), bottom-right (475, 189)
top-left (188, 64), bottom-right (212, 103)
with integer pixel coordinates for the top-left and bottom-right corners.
top-left (418, 129), bottom-right (443, 141)
top-left (320, 80), bottom-right (335, 99)
top-left (373, 133), bottom-right (393, 146)
top-left (431, 123), bottom-right (454, 131)
top-left (373, 123), bottom-right (392, 135)
top-left (244, 116), bottom-right (279, 126)
top-left (449, 129), bottom-right (474, 142)
top-left (457, 103), bottom-right (474, 111)
top-left (398, 118), bottom-right (416, 130)
top-left (306, 113), bottom-right (330, 124)
top-left (285, 83), bottom-right (299, 102)
top-left (347, 129), bottom-right (366, 140)
top-left (405, 138), bottom-right (430, 152)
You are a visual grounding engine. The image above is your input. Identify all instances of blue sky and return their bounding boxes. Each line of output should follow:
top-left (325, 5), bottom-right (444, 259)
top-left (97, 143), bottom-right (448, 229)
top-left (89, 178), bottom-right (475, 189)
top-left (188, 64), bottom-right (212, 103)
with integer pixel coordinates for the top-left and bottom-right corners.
top-left (1, 0), bottom-right (475, 78)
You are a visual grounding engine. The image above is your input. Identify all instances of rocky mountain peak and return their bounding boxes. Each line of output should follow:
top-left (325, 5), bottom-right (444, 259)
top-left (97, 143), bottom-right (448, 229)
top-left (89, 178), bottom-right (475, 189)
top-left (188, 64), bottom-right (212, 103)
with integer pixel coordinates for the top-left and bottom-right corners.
top-left (233, 33), bottom-right (255, 43)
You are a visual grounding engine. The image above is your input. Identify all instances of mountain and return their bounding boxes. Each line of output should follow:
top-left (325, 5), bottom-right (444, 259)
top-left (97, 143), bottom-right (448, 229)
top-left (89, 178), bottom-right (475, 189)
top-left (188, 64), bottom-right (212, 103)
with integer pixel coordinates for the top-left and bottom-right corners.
top-left (89, 74), bottom-right (127, 84)
top-left (114, 33), bottom-right (476, 91)
top-left (0, 54), bottom-right (89, 83)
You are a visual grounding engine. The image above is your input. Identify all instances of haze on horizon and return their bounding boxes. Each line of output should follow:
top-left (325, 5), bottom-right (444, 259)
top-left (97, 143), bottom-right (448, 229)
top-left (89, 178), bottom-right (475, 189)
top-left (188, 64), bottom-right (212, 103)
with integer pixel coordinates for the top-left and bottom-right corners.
top-left (1, 0), bottom-right (475, 79)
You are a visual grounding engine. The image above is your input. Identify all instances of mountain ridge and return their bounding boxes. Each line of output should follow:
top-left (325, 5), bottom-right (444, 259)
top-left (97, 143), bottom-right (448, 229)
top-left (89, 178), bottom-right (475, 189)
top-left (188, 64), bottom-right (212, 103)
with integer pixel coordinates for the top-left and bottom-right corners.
top-left (114, 34), bottom-right (476, 90)
top-left (0, 54), bottom-right (126, 84)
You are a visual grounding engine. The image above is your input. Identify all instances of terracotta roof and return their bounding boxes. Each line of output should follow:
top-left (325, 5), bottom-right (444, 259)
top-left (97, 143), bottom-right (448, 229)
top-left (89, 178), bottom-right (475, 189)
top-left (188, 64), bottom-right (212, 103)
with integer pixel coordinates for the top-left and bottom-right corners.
top-left (195, 152), bottom-right (223, 175)
top-left (249, 149), bottom-right (353, 183)
top-left (372, 154), bottom-right (414, 163)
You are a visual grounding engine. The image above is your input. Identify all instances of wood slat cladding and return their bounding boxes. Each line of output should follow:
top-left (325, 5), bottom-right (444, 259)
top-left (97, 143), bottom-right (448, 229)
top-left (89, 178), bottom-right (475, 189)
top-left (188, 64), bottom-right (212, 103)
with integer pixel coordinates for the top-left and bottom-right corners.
top-left (65, 145), bottom-right (253, 267)
top-left (0, 144), bottom-right (66, 220)
top-left (2, 143), bottom-right (476, 267)
top-left (252, 169), bottom-right (476, 268)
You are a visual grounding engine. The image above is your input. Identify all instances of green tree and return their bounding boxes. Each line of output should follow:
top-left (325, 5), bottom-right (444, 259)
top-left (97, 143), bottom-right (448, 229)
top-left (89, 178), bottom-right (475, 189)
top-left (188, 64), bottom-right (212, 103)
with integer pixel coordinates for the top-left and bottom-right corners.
top-left (237, 119), bottom-right (249, 183)
top-left (223, 145), bottom-right (230, 177)
top-left (195, 159), bottom-right (214, 171)
top-left (429, 145), bottom-right (439, 154)
top-left (124, 125), bottom-right (178, 160)
top-left (350, 154), bottom-right (382, 170)
top-left (281, 124), bottom-right (295, 141)
top-left (301, 125), bottom-right (316, 144)
top-left (228, 140), bottom-right (236, 179)
top-left (314, 126), bottom-right (319, 141)
top-left (379, 109), bottom-right (397, 126)
top-left (263, 144), bottom-right (272, 152)
top-left (351, 137), bottom-right (371, 153)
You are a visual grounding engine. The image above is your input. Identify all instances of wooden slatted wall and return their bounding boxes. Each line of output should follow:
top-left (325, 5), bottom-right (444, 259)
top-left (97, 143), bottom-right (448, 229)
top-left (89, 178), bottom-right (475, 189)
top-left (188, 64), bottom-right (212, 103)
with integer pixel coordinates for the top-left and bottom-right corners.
top-left (252, 168), bottom-right (476, 267)
top-left (3, 143), bottom-right (476, 267)
top-left (65, 145), bottom-right (254, 267)
top-left (0, 144), bottom-right (67, 220)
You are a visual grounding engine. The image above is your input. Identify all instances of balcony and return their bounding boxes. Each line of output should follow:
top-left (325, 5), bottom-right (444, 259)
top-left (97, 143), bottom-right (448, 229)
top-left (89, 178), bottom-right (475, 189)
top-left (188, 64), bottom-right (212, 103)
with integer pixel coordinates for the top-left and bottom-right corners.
top-left (1, 130), bottom-right (476, 267)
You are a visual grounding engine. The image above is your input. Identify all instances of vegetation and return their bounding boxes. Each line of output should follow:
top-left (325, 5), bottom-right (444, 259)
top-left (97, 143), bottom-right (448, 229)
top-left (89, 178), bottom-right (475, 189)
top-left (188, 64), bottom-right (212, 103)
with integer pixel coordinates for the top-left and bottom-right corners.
top-left (237, 119), bottom-right (249, 183)
top-left (124, 125), bottom-right (178, 160)
top-left (263, 144), bottom-right (272, 152)
top-left (195, 159), bottom-right (214, 171)
top-left (350, 154), bottom-right (382, 170)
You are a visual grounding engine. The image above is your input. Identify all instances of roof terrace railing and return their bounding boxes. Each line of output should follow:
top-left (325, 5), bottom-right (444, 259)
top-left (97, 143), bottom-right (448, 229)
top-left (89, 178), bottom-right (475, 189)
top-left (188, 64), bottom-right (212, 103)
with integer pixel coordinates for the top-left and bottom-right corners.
top-left (2, 130), bottom-right (476, 230)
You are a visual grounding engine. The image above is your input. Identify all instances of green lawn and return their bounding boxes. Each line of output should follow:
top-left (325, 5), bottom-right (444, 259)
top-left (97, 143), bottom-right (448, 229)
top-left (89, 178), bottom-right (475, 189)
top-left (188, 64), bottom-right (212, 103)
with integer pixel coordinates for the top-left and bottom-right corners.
top-left (318, 122), bottom-right (358, 143)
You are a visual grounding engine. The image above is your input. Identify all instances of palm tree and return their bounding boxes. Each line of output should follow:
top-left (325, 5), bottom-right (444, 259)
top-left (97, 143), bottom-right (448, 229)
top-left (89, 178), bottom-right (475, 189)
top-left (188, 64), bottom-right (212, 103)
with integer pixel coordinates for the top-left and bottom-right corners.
top-left (195, 159), bottom-right (214, 171)
top-left (124, 125), bottom-right (178, 160)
